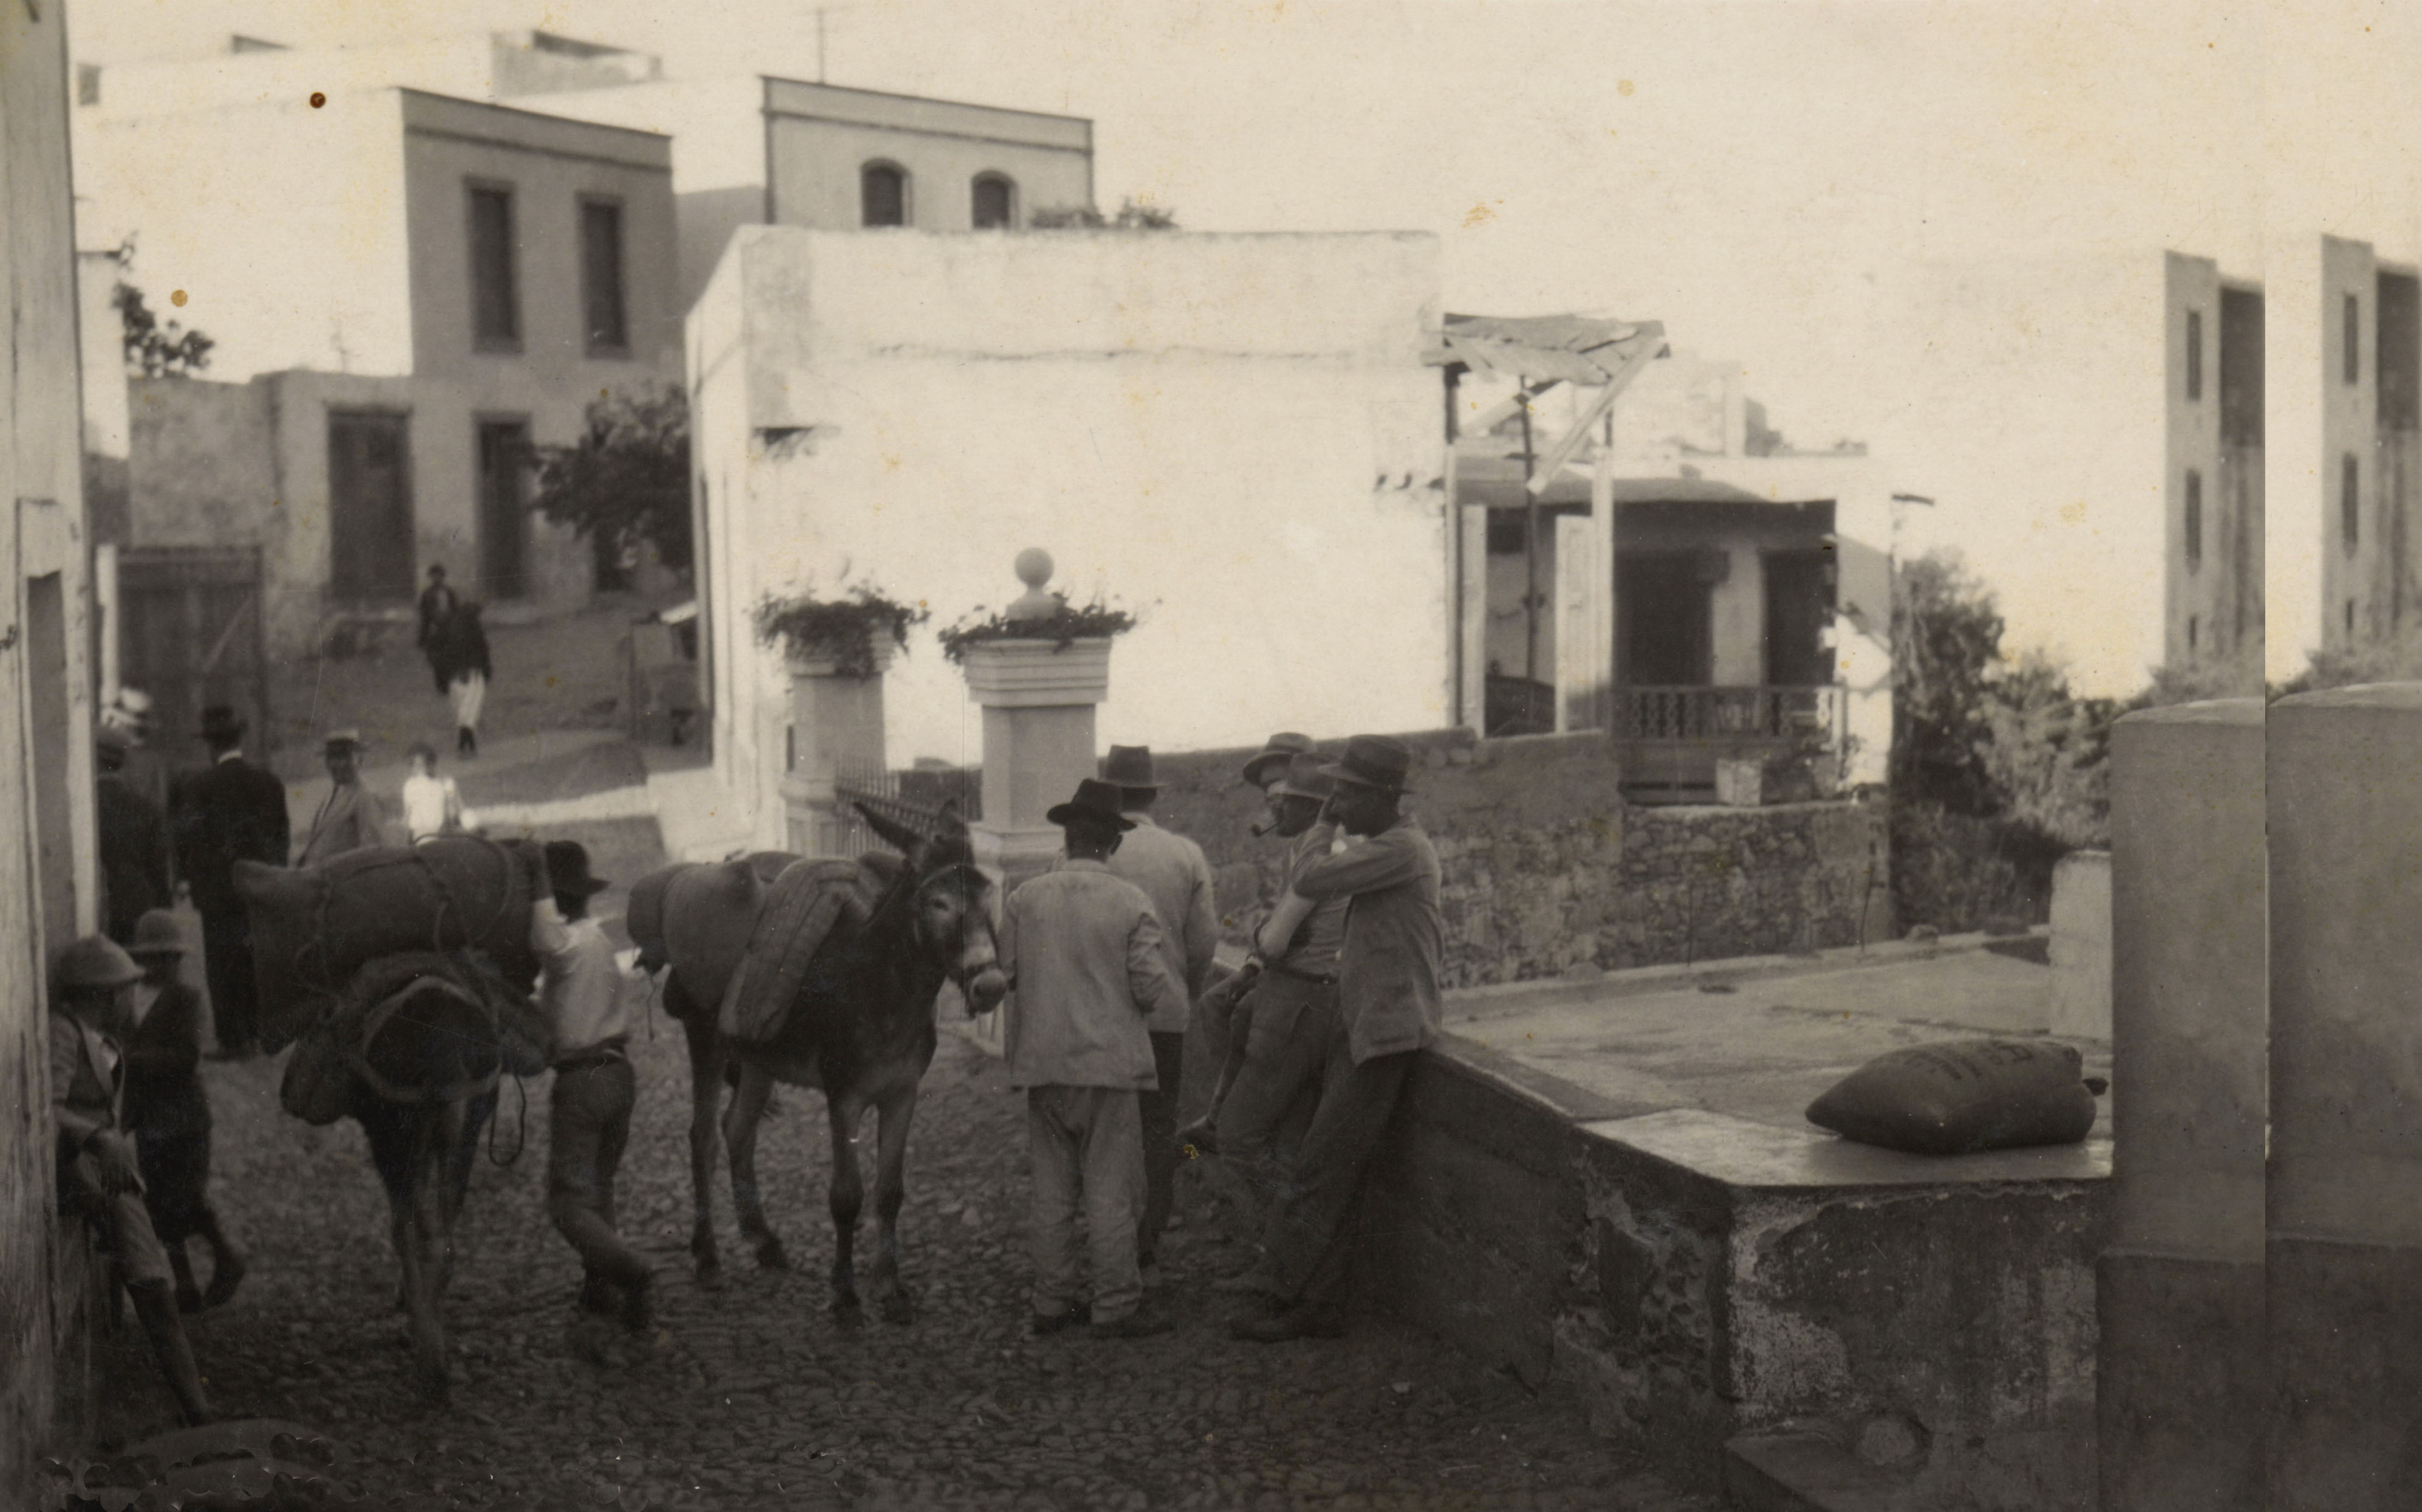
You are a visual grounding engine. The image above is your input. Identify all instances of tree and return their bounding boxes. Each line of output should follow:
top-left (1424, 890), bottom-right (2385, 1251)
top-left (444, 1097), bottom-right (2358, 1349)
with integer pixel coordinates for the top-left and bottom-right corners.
top-left (1029, 196), bottom-right (1179, 230)
top-left (107, 239), bottom-right (213, 378)
top-left (528, 385), bottom-right (692, 575)
top-left (1890, 551), bottom-right (2005, 815)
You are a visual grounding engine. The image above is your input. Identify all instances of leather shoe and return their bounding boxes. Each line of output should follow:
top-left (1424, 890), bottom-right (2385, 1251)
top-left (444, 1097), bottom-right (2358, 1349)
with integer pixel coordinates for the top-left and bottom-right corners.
top-left (1030, 1302), bottom-right (1090, 1337)
top-left (1227, 1301), bottom-right (1347, 1343)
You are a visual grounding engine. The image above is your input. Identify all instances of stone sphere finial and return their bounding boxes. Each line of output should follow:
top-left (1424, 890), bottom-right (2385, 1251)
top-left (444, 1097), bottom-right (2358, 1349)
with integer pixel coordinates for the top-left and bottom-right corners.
top-left (1006, 548), bottom-right (1059, 622)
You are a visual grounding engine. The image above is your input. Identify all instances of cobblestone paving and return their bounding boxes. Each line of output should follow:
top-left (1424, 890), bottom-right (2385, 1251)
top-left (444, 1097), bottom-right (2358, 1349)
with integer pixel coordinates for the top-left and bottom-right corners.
top-left (97, 981), bottom-right (1720, 1512)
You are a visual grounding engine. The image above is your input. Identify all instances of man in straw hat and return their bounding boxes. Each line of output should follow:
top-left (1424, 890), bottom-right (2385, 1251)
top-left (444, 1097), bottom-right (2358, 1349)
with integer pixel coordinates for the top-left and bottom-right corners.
top-left (294, 729), bottom-right (394, 868)
top-left (1226, 734), bottom-right (1442, 1342)
top-left (51, 933), bottom-right (216, 1423)
top-left (171, 705), bottom-right (288, 1059)
top-left (1001, 777), bottom-right (1188, 1340)
top-left (531, 840), bottom-right (656, 1346)
top-left (1095, 745), bottom-right (1218, 1276)
top-left (122, 910), bottom-right (247, 1312)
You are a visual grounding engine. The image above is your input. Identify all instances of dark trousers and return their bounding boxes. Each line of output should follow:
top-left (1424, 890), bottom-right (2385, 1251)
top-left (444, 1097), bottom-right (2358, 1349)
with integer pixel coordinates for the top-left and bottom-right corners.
top-left (1257, 1018), bottom-right (1417, 1317)
top-left (199, 908), bottom-right (258, 1054)
top-left (1216, 973), bottom-right (1338, 1215)
top-left (1136, 1029), bottom-right (1185, 1258)
top-left (548, 1056), bottom-right (650, 1294)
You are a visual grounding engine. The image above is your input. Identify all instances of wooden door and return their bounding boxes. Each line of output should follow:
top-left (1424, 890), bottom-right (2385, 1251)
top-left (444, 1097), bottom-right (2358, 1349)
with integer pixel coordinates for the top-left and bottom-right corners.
top-left (327, 410), bottom-right (414, 602)
top-left (477, 419), bottom-right (531, 600)
top-left (1616, 552), bottom-right (1712, 687)
top-left (116, 548), bottom-right (272, 771)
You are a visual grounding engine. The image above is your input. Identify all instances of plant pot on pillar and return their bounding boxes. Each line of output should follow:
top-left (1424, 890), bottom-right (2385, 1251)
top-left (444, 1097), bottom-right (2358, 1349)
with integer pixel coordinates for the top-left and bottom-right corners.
top-left (754, 587), bottom-right (926, 855)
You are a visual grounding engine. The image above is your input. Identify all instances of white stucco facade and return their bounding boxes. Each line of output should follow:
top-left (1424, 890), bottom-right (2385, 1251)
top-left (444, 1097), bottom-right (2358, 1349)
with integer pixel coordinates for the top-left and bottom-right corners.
top-left (690, 226), bottom-right (1445, 844)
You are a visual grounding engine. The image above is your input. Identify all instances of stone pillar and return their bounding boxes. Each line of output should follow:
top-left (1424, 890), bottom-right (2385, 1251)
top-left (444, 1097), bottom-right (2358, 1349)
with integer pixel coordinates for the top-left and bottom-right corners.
top-left (779, 643), bottom-right (890, 856)
top-left (2267, 685), bottom-right (2422, 1510)
top-left (2099, 699), bottom-right (2265, 1511)
top-left (958, 550), bottom-right (1112, 893)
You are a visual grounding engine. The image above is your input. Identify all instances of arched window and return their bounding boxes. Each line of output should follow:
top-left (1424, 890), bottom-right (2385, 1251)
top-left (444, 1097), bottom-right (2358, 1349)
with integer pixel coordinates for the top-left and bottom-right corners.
top-left (972, 173), bottom-right (1016, 230)
top-left (861, 162), bottom-right (908, 228)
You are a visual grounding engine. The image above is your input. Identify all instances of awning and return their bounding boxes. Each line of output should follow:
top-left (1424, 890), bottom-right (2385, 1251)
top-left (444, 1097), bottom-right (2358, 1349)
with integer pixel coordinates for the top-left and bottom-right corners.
top-left (1454, 452), bottom-right (1815, 511)
top-left (1427, 312), bottom-right (1667, 385)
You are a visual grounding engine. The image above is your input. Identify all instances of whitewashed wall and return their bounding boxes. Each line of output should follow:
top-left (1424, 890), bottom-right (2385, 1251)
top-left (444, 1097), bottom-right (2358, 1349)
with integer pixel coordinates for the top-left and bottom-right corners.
top-left (691, 226), bottom-right (1444, 838)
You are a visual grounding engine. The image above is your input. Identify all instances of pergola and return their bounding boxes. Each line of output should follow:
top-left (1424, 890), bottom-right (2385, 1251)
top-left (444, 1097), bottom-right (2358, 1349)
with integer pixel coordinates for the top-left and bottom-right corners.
top-left (1427, 312), bottom-right (1668, 734)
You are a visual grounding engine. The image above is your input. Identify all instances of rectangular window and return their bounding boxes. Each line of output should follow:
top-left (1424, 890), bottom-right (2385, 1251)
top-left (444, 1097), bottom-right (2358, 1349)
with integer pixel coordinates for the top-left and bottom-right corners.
top-left (2184, 469), bottom-right (2203, 568)
top-left (2344, 452), bottom-right (2362, 552)
top-left (2185, 309), bottom-right (2203, 401)
top-left (2380, 271), bottom-right (2420, 432)
top-left (468, 185), bottom-right (520, 350)
top-left (2188, 615), bottom-right (2199, 654)
top-left (2346, 292), bottom-right (2362, 385)
top-left (2220, 287), bottom-right (2264, 447)
top-left (580, 199), bottom-right (628, 354)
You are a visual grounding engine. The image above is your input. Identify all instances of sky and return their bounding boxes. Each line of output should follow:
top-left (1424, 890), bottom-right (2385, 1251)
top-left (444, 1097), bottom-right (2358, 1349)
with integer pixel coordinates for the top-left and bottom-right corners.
top-left (67, 0), bottom-right (2415, 693)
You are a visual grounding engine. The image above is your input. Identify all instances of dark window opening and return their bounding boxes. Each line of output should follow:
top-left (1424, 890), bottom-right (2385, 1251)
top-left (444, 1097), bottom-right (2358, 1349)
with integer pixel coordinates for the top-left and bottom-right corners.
top-left (2346, 292), bottom-right (2363, 385)
top-left (1486, 512), bottom-right (1529, 555)
top-left (1763, 550), bottom-right (1835, 686)
top-left (973, 174), bottom-right (1015, 229)
top-left (1617, 553), bottom-right (1713, 687)
top-left (2185, 308), bottom-right (2203, 401)
top-left (2185, 469), bottom-right (2203, 568)
top-left (328, 410), bottom-right (416, 602)
top-left (2343, 452), bottom-right (2362, 552)
top-left (477, 420), bottom-right (532, 600)
top-left (580, 199), bottom-right (628, 354)
top-left (2347, 599), bottom-right (2357, 638)
top-left (2380, 271), bottom-right (2420, 432)
top-left (468, 185), bottom-right (520, 349)
top-left (862, 163), bottom-right (907, 228)
top-left (2220, 287), bottom-right (2264, 447)
top-left (2188, 615), bottom-right (2199, 654)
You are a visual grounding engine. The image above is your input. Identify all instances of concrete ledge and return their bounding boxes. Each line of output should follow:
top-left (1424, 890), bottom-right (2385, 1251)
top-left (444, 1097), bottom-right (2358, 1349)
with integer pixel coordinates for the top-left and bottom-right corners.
top-left (1725, 1433), bottom-right (1908, 1512)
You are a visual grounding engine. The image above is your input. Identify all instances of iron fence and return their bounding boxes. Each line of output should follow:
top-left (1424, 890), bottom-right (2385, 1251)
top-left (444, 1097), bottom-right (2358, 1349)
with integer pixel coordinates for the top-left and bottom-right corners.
top-left (829, 759), bottom-right (982, 857)
top-left (1610, 685), bottom-right (1843, 745)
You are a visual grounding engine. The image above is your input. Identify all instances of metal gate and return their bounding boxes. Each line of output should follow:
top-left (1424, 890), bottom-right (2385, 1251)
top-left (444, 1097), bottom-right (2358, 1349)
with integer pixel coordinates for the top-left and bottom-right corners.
top-left (829, 759), bottom-right (981, 857)
top-left (115, 547), bottom-right (273, 770)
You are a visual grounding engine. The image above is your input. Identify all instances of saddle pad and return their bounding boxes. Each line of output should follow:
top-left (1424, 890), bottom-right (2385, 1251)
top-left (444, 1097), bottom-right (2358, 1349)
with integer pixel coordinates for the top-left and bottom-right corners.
top-left (623, 862), bottom-right (691, 958)
top-left (717, 858), bottom-right (884, 1044)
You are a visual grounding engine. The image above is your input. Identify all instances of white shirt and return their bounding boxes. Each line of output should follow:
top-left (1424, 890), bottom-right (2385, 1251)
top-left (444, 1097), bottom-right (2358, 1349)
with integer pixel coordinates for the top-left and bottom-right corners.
top-left (529, 899), bottom-right (630, 1058)
top-left (401, 772), bottom-right (461, 841)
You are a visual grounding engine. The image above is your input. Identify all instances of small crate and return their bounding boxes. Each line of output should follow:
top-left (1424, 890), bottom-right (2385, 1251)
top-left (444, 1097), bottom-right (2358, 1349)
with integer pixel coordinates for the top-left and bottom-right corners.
top-left (1714, 758), bottom-right (1766, 808)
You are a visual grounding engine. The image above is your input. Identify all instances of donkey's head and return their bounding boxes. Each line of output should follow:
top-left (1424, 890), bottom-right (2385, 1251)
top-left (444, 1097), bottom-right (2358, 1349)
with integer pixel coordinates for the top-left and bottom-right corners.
top-left (856, 800), bottom-right (1005, 1015)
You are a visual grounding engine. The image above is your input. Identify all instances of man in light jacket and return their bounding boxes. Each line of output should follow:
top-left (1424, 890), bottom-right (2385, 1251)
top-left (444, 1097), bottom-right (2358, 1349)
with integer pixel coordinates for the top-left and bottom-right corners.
top-left (1096, 745), bottom-right (1218, 1273)
top-left (1003, 777), bottom-right (1189, 1341)
top-left (294, 730), bottom-right (394, 868)
top-left (1228, 734), bottom-right (1442, 1342)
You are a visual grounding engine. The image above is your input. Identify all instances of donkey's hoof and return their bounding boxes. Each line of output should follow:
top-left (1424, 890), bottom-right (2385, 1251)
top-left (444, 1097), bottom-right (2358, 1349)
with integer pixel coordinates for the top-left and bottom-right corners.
top-left (752, 1236), bottom-right (790, 1271)
top-left (879, 1291), bottom-right (916, 1326)
top-left (831, 1296), bottom-right (865, 1329)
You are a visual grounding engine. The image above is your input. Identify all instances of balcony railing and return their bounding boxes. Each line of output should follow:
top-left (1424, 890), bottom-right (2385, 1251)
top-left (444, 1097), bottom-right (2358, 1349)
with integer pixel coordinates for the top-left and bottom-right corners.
top-left (1610, 685), bottom-right (1844, 743)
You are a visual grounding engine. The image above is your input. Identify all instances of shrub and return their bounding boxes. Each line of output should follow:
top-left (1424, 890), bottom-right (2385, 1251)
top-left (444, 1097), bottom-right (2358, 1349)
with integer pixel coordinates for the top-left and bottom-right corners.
top-left (754, 585), bottom-right (927, 679)
top-left (937, 596), bottom-right (1139, 664)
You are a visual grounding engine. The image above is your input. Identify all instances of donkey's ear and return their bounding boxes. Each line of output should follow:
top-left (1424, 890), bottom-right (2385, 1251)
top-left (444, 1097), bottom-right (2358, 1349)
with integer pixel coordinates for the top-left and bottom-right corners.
top-left (934, 798), bottom-right (967, 837)
top-left (853, 801), bottom-right (929, 858)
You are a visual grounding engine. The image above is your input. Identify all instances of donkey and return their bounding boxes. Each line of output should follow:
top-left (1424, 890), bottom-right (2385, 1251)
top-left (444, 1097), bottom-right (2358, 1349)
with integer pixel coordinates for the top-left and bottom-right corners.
top-left (646, 804), bottom-right (1005, 1323)
top-left (338, 955), bottom-right (505, 1399)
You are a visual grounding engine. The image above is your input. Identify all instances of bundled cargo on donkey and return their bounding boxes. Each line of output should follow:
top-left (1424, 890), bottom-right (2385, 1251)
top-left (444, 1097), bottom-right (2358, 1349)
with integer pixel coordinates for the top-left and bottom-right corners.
top-left (235, 837), bottom-right (550, 1054)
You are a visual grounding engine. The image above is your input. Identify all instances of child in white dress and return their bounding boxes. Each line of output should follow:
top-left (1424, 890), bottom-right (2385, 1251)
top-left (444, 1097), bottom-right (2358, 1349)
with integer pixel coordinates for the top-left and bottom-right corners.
top-left (400, 742), bottom-right (470, 842)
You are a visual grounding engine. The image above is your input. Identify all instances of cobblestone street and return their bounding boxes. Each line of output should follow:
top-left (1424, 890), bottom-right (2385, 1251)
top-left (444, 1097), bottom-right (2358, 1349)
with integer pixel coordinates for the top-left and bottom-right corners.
top-left (93, 979), bottom-right (1719, 1512)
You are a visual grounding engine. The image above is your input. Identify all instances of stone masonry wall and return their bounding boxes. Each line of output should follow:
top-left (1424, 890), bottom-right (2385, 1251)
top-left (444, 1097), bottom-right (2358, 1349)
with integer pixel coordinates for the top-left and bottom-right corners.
top-left (1143, 729), bottom-right (1891, 987)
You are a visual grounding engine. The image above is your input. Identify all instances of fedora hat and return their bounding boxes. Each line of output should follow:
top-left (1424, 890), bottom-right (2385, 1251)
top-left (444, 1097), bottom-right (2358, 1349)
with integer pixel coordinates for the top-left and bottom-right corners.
top-left (127, 910), bottom-right (186, 958)
top-left (1319, 734), bottom-right (1416, 794)
top-left (1273, 751), bottom-right (1335, 801)
top-left (544, 840), bottom-right (613, 899)
top-left (198, 705), bottom-right (245, 742)
top-left (1046, 778), bottom-right (1136, 832)
top-left (57, 935), bottom-right (143, 991)
top-left (1242, 732), bottom-right (1314, 789)
top-left (1099, 745), bottom-right (1158, 792)
top-left (323, 728), bottom-right (365, 753)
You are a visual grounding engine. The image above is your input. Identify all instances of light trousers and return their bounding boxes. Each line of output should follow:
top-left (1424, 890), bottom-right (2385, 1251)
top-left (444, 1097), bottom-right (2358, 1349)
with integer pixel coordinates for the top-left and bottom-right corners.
top-left (1026, 1084), bottom-right (1145, 1323)
top-left (448, 671), bottom-right (487, 732)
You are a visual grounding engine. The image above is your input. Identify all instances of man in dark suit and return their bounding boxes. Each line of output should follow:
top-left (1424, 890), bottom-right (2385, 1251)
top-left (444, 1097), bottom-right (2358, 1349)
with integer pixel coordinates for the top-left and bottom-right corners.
top-left (95, 722), bottom-right (171, 945)
top-left (171, 706), bottom-right (288, 1060)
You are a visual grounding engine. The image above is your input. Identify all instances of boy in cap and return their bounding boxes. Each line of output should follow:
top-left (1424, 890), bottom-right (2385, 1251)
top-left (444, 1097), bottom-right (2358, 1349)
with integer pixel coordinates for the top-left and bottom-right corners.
top-left (530, 841), bottom-right (655, 1344)
top-left (52, 935), bottom-right (214, 1423)
top-left (1095, 745), bottom-right (1218, 1274)
top-left (122, 910), bottom-right (247, 1312)
top-left (294, 729), bottom-right (393, 867)
top-left (1001, 778), bottom-right (1188, 1339)
top-left (1228, 734), bottom-right (1442, 1342)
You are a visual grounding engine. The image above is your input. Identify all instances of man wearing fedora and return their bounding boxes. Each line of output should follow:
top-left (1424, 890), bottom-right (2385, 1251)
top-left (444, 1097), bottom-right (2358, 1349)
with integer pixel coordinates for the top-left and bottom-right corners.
top-left (1201, 749), bottom-right (1351, 1241)
top-left (294, 729), bottom-right (394, 869)
top-left (531, 841), bottom-right (656, 1343)
top-left (171, 705), bottom-right (288, 1060)
top-left (1095, 744), bottom-right (1218, 1275)
top-left (1228, 734), bottom-right (1442, 1343)
top-left (1001, 778), bottom-right (1188, 1339)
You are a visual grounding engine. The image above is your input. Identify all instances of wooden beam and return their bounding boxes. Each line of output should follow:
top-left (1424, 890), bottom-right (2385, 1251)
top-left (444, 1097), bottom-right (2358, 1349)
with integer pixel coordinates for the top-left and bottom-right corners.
top-left (1526, 338), bottom-right (1663, 496)
top-left (1460, 379), bottom-right (1563, 440)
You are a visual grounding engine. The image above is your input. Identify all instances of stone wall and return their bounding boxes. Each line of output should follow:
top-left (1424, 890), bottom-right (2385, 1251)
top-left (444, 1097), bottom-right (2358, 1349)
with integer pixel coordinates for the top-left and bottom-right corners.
top-left (1144, 729), bottom-right (1891, 987)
